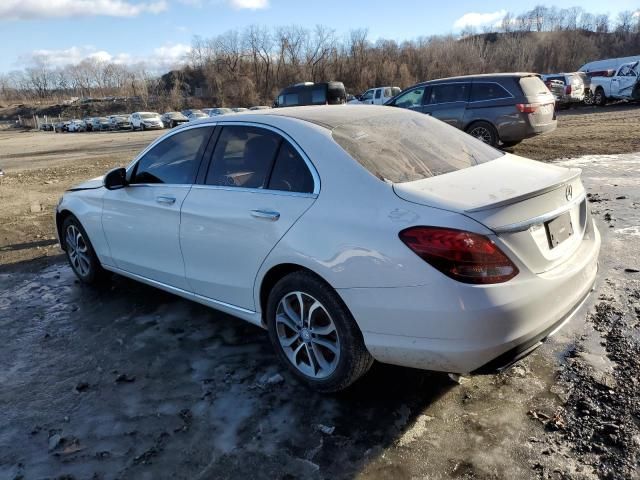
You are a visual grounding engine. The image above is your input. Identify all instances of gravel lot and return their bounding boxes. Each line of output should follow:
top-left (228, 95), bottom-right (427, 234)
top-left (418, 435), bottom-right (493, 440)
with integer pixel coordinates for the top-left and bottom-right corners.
top-left (1, 107), bottom-right (639, 479)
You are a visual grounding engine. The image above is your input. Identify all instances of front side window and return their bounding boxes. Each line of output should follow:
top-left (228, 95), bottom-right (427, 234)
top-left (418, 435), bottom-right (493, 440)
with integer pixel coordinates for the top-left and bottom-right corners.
top-left (427, 83), bottom-right (469, 104)
top-left (268, 142), bottom-right (314, 193)
top-left (206, 126), bottom-right (281, 189)
top-left (131, 127), bottom-right (213, 184)
top-left (392, 87), bottom-right (425, 108)
top-left (470, 83), bottom-right (512, 102)
top-left (361, 90), bottom-right (374, 101)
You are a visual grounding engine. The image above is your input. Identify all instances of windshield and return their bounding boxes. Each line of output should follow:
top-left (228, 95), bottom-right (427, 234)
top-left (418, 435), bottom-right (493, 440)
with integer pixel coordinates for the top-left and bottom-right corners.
top-left (141, 113), bottom-right (159, 119)
top-left (331, 110), bottom-right (503, 183)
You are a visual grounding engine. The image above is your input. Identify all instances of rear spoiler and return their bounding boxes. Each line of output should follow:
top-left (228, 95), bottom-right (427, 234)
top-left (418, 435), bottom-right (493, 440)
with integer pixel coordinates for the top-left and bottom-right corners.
top-left (465, 169), bottom-right (581, 213)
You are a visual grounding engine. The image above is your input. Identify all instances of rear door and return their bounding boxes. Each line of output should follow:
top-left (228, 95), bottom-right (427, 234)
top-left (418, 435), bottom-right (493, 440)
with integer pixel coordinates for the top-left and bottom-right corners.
top-left (373, 88), bottom-right (383, 104)
top-left (180, 124), bottom-right (318, 310)
top-left (422, 82), bottom-right (470, 128)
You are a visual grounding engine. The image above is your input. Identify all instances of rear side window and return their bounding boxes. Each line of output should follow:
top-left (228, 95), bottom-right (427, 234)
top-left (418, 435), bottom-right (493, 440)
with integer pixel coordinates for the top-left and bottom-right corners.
top-left (427, 83), bottom-right (469, 104)
top-left (132, 127), bottom-right (212, 184)
top-left (206, 126), bottom-right (281, 189)
top-left (519, 76), bottom-right (551, 96)
top-left (332, 110), bottom-right (503, 183)
top-left (392, 87), bottom-right (425, 108)
top-left (375, 89), bottom-right (382, 99)
top-left (268, 142), bottom-right (314, 193)
top-left (470, 82), bottom-right (512, 102)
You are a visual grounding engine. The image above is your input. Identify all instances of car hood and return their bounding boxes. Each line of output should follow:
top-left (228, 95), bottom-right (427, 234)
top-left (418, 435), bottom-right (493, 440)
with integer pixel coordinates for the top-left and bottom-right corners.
top-left (68, 176), bottom-right (104, 191)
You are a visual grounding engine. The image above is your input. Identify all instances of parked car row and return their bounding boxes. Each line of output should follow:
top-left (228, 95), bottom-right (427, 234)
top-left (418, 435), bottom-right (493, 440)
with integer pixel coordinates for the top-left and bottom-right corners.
top-left (274, 75), bottom-right (557, 148)
top-left (50, 106), bottom-right (270, 133)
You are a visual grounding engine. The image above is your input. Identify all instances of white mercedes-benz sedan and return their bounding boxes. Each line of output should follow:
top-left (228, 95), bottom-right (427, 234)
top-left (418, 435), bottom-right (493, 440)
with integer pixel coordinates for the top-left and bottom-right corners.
top-left (56, 105), bottom-right (600, 392)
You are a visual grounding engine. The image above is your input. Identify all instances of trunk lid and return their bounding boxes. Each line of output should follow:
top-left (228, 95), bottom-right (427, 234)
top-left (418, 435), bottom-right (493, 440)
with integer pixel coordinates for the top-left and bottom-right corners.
top-left (393, 155), bottom-right (588, 273)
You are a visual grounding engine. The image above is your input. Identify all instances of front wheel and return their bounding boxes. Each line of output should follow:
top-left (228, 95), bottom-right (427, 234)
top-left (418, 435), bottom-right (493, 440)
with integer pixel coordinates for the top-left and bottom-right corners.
top-left (266, 271), bottom-right (373, 392)
top-left (62, 216), bottom-right (108, 285)
top-left (466, 121), bottom-right (498, 147)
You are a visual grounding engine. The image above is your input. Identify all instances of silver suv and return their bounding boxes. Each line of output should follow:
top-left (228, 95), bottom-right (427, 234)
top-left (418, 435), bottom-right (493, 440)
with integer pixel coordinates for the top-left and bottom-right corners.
top-left (386, 73), bottom-right (557, 147)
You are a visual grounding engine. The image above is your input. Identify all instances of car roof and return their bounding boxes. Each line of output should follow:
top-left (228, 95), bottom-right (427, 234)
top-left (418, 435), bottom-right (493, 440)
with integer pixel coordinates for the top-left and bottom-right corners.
top-left (183, 105), bottom-right (407, 131)
top-left (416, 72), bottom-right (538, 84)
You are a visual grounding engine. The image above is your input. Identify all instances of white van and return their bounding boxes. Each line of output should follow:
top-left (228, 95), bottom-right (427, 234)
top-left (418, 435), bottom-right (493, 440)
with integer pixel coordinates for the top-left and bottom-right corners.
top-left (349, 86), bottom-right (401, 105)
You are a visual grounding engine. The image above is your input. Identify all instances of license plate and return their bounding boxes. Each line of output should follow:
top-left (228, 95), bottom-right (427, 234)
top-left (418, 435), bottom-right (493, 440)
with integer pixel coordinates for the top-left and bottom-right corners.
top-left (545, 212), bottom-right (573, 249)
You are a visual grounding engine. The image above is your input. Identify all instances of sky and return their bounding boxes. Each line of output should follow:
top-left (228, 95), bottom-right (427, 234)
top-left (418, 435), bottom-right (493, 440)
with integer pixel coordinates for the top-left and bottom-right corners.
top-left (0, 0), bottom-right (638, 74)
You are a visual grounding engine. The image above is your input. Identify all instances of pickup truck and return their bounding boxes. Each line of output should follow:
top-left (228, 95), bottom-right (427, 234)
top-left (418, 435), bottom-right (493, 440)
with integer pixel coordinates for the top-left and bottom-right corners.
top-left (590, 61), bottom-right (640, 106)
top-left (349, 86), bottom-right (401, 105)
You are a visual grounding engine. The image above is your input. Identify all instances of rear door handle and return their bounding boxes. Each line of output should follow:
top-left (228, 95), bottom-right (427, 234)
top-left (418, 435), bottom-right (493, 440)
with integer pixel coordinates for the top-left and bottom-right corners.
top-left (156, 195), bottom-right (176, 205)
top-left (251, 209), bottom-right (280, 221)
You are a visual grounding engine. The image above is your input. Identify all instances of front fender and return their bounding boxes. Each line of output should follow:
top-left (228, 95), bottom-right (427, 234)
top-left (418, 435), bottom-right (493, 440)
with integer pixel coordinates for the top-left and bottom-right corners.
top-left (56, 189), bottom-right (113, 266)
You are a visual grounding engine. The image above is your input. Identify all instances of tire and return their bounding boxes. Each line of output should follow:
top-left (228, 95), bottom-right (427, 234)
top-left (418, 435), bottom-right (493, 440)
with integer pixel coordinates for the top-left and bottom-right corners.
top-left (466, 121), bottom-right (498, 147)
top-left (61, 215), bottom-right (109, 285)
top-left (141, 123), bottom-right (146, 131)
top-left (583, 90), bottom-right (594, 105)
top-left (266, 271), bottom-right (373, 393)
top-left (594, 88), bottom-right (607, 106)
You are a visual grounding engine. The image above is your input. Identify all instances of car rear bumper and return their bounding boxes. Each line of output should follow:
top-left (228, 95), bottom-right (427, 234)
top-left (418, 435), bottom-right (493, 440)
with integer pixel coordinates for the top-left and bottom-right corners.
top-left (338, 218), bottom-right (600, 374)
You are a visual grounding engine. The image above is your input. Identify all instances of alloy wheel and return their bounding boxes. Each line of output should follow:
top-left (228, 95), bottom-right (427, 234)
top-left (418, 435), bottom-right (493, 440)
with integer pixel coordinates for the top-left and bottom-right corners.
top-left (65, 224), bottom-right (91, 277)
top-left (275, 291), bottom-right (340, 379)
top-left (468, 126), bottom-right (492, 144)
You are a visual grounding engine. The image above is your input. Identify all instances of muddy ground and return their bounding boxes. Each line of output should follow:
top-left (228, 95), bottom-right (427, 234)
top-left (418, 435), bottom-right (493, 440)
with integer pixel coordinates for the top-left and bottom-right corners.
top-left (0, 107), bottom-right (639, 479)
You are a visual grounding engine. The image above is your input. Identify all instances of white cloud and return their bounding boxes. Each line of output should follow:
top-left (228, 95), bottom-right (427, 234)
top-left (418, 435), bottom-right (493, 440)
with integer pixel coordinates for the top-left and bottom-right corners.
top-left (453, 10), bottom-right (507, 29)
top-left (20, 44), bottom-right (191, 72)
top-left (0, 0), bottom-right (167, 20)
top-left (175, 0), bottom-right (268, 9)
top-left (229, 0), bottom-right (268, 10)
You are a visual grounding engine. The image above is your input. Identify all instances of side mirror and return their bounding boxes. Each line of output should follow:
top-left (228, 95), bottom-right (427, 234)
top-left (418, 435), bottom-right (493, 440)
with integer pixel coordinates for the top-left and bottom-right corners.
top-left (104, 167), bottom-right (127, 190)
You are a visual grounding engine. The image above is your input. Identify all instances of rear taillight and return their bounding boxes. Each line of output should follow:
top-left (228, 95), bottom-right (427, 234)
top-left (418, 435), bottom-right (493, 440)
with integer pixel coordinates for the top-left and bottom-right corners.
top-left (516, 103), bottom-right (539, 113)
top-left (399, 227), bottom-right (519, 284)
top-left (565, 85), bottom-right (572, 94)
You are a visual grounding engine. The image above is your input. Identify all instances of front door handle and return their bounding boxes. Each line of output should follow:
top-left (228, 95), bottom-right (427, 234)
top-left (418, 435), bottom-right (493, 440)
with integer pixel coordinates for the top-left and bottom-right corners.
top-left (156, 195), bottom-right (176, 205)
top-left (251, 209), bottom-right (280, 221)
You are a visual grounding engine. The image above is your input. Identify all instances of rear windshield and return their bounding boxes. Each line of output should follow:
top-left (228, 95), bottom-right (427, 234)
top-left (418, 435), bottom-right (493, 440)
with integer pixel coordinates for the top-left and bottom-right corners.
top-left (519, 76), bottom-right (550, 96)
top-left (331, 110), bottom-right (503, 183)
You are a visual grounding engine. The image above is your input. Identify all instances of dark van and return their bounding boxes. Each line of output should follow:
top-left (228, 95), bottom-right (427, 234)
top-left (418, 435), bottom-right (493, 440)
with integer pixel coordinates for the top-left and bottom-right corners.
top-left (386, 73), bottom-right (557, 147)
top-left (274, 82), bottom-right (347, 108)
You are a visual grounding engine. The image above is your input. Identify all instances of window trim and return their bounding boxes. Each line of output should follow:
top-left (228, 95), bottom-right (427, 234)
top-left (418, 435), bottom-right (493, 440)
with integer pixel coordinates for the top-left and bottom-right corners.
top-left (125, 123), bottom-right (216, 187)
top-left (197, 120), bottom-right (320, 197)
top-left (423, 81), bottom-right (472, 106)
top-left (467, 81), bottom-right (515, 104)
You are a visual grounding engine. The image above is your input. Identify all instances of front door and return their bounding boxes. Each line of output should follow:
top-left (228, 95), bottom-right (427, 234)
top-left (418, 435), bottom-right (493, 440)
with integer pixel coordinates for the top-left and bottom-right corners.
top-left (180, 125), bottom-right (317, 310)
top-left (102, 126), bottom-right (214, 290)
